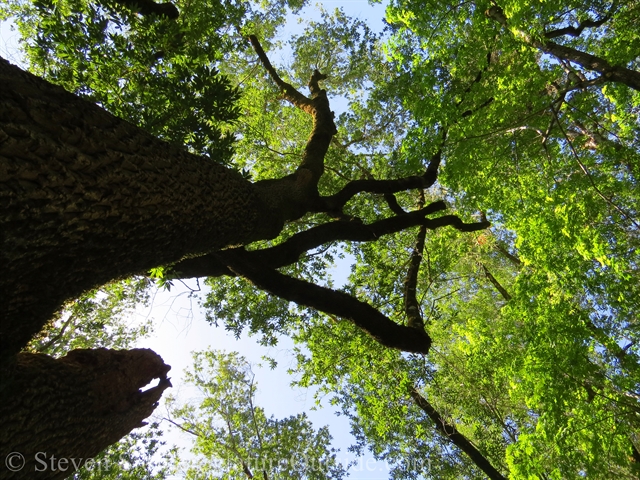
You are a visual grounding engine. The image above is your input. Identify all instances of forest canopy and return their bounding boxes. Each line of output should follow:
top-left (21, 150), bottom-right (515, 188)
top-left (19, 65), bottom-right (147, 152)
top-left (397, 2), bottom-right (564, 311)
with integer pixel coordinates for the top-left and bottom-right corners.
top-left (1, 0), bottom-right (639, 478)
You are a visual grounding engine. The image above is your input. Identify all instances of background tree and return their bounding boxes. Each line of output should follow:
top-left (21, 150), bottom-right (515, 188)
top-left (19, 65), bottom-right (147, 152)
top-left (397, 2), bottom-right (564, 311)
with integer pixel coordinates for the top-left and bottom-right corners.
top-left (166, 350), bottom-right (349, 479)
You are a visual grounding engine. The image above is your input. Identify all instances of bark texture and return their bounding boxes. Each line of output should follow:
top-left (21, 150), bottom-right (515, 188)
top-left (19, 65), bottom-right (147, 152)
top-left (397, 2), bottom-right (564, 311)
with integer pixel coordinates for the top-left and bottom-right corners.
top-left (0, 348), bottom-right (170, 479)
top-left (0, 56), bottom-right (282, 361)
top-left (0, 54), bottom-right (282, 478)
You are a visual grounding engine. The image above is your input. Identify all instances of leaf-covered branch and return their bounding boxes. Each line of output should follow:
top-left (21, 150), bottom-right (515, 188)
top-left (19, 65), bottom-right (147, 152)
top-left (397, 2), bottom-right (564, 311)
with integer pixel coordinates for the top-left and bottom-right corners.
top-left (486, 6), bottom-right (640, 91)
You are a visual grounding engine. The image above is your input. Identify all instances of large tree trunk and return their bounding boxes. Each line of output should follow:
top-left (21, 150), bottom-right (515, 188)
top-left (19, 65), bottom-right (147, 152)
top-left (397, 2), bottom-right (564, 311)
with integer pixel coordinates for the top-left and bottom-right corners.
top-left (0, 56), bottom-right (284, 361)
top-left (0, 55), bottom-right (288, 477)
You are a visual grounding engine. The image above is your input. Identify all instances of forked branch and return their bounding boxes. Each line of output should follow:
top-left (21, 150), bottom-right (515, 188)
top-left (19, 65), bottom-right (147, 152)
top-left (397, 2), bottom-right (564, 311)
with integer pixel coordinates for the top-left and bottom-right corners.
top-left (172, 203), bottom-right (489, 280)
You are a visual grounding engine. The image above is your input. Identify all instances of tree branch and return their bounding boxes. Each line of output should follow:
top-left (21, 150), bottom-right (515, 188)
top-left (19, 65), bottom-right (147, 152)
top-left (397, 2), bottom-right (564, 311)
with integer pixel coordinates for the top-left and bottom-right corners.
top-left (172, 203), bottom-right (490, 280)
top-left (480, 263), bottom-right (512, 301)
top-left (494, 241), bottom-right (522, 267)
top-left (404, 194), bottom-right (428, 330)
top-left (409, 387), bottom-right (507, 480)
top-left (219, 250), bottom-right (432, 354)
top-left (486, 6), bottom-right (640, 91)
top-left (319, 148), bottom-right (443, 212)
top-left (247, 35), bottom-right (312, 112)
top-left (247, 35), bottom-right (338, 220)
top-left (544, 16), bottom-right (612, 39)
top-left (113, 0), bottom-right (179, 19)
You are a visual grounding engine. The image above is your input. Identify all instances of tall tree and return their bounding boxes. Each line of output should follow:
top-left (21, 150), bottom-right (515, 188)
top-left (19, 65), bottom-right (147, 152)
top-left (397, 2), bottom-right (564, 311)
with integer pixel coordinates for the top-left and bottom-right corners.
top-left (0, 0), bottom-right (487, 475)
top-left (277, 1), bottom-right (640, 478)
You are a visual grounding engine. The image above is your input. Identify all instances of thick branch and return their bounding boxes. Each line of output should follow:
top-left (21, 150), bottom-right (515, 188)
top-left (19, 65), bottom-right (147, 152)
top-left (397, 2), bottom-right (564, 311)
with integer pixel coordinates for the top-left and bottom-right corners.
top-left (247, 35), bottom-right (337, 220)
top-left (174, 202), bottom-right (449, 277)
top-left (113, 0), bottom-right (179, 19)
top-left (219, 250), bottom-right (432, 354)
top-left (409, 387), bottom-right (507, 480)
top-left (486, 6), bottom-right (640, 91)
top-left (320, 149), bottom-right (442, 212)
top-left (404, 223), bottom-right (427, 330)
top-left (172, 204), bottom-right (489, 279)
top-left (544, 16), bottom-right (611, 39)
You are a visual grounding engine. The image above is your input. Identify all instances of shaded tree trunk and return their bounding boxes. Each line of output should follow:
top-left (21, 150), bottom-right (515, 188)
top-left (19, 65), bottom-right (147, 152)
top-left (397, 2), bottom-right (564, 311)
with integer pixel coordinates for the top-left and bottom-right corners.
top-left (0, 348), bottom-right (170, 479)
top-left (0, 55), bottom-right (286, 477)
top-left (0, 56), bottom-right (283, 362)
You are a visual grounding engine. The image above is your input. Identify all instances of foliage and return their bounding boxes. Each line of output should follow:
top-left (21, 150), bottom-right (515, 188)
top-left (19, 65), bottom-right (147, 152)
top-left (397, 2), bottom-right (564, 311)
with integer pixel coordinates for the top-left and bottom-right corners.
top-left (25, 276), bottom-right (155, 356)
top-left (72, 422), bottom-right (179, 479)
top-left (166, 349), bottom-right (349, 479)
top-left (4, 0), bottom-right (640, 478)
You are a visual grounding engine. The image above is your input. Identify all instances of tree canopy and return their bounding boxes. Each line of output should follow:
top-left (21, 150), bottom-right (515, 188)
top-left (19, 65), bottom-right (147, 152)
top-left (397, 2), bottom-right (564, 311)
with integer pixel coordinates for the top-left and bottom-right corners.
top-left (1, 0), bottom-right (639, 478)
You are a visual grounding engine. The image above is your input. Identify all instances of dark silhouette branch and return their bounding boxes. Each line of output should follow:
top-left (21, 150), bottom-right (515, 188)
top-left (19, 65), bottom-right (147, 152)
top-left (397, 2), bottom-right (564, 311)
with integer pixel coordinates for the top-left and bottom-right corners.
top-left (409, 387), bottom-right (507, 480)
top-left (113, 0), bottom-right (179, 19)
top-left (219, 249), bottom-right (432, 354)
top-left (172, 203), bottom-right (490, 279)
top-left (544, 13), bottom-right (613, 39)
top-left (319, 148), bottom-right (443, 212)
top-left (404, 194), bottom-right (428, 330)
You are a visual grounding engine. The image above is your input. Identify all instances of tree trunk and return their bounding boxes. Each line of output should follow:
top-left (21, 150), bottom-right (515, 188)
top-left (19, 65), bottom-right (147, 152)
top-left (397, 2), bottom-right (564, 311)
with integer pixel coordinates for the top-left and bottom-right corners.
top-left (0, 55), bottom-right (288, 477)
top-left (0, 348), bottom-right (170, 479)
top-left (409, 387), bottom-right (507, 480)
top-left (0, 56), bottom-right (283, 361)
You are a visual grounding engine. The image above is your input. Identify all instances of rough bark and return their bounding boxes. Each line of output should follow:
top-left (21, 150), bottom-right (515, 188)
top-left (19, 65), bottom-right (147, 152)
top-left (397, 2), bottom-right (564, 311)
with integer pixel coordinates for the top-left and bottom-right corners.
top-left (0, 348), bottom-right (170, 479)
top-left (0, 56), bottom-right (282, 362)
top-left (0, 53), bottom-right (285, 479)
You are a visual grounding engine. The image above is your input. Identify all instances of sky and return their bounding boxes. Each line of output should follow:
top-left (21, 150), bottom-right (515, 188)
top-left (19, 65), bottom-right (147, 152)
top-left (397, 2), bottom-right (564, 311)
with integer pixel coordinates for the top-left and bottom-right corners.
top-left (0, 1), bottom-right (405, 478)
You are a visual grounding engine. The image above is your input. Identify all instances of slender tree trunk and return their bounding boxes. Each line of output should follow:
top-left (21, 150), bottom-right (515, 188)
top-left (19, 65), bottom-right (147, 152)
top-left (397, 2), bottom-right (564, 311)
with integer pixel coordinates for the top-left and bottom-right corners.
top-left (409, 387), bottom-right (507, 480)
